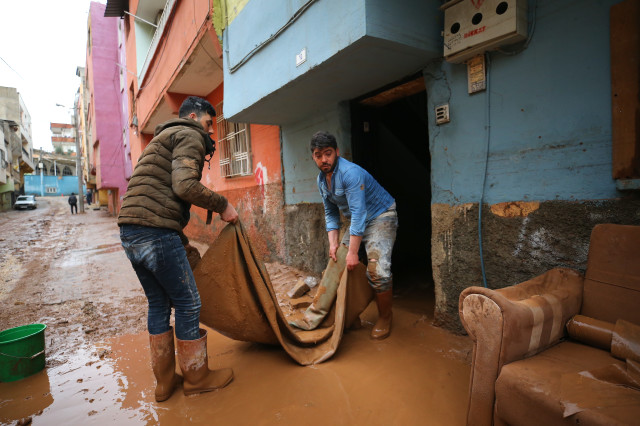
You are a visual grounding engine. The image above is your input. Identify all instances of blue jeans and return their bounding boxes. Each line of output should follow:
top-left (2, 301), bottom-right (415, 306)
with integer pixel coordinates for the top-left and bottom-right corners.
top-left (120, 225), bottom-right (201, 340)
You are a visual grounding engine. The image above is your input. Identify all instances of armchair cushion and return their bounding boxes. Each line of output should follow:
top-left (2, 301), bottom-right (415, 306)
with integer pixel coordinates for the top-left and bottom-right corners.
top-left (495, 341), bottom-right (640, 425)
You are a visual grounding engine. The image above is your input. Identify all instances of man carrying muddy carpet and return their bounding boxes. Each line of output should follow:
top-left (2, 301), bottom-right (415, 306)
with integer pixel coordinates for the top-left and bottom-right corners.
top-left (311, 131), bottom-right (398, 340)
top-left (118, 96), bottom-right (238, 401)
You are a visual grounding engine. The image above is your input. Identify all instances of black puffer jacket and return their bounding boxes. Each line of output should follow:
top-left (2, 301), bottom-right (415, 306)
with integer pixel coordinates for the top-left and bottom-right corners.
top-left (117, 118), bottom-right (228, 240)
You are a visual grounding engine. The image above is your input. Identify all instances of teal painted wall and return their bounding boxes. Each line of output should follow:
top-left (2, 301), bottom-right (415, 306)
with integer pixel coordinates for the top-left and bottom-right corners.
top-left (24, 175), bottom-right (82, 197)
top-left (281, 104), bottom-right (351, 205)
top-left (224, 0), bottom-right (367, 119)
top-left (426, 0), bottom-right (620, 205)
top-left (223, 0), bottom-right (441, 123)
top-left (225, 0), bottom-right (623, 205)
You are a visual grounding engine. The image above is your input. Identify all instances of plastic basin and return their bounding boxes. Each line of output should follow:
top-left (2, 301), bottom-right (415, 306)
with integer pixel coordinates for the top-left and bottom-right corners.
top-left (0, 324), bottom-right (47, 382)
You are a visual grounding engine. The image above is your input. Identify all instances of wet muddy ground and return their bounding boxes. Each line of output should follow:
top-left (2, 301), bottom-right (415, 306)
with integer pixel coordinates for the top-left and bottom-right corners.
top-left (0, 197), bottom-right (472, 425)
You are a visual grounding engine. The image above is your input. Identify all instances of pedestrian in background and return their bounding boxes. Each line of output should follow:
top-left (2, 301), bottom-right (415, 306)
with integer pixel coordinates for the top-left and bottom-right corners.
top-left (86, 189), bottom-right (93, 206)
top-left (68, 192), bottom-right (78, 214)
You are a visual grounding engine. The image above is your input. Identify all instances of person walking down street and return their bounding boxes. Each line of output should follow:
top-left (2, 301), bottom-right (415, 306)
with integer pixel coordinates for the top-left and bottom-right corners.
top-left (118, 96), bottom-right (239, 402)
top-left (86, 189), bottom-right (92, 206)
top-left (68, 192), bottom-right (78, 214)
top-left (310, 131), bottom-right (398, 340)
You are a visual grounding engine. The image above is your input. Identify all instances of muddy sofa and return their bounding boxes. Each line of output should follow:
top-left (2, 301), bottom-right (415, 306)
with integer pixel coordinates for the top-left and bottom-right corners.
top-left (458, 223), bottom-right (640, 425)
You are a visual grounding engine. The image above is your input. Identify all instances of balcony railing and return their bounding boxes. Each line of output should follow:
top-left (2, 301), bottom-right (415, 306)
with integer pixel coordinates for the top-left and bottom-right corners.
top-left (138, 0), bottom-right (177, 83)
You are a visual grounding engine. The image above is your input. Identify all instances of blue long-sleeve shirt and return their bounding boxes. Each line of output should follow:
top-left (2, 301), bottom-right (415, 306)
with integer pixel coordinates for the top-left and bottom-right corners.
top-left (317, 156), bottom-right (395, 236)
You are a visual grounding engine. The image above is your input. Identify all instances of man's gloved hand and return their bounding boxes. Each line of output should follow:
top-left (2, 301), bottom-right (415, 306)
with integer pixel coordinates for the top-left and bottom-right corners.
top-left (184, 243), bottom-right (201, 270)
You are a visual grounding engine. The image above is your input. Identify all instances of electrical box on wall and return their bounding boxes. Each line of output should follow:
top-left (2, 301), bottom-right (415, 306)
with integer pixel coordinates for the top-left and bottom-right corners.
top-left (442, 0), bottom-right (527, 63)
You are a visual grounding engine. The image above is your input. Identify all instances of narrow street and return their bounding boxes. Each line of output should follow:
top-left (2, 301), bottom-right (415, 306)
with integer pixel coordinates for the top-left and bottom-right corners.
top-left (0, 197), bottom-right (472, 425)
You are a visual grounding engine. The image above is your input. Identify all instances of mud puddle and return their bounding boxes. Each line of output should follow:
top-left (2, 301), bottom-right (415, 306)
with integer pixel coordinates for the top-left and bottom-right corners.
top-left (1, 198), bottom-right (472, 425)
top-left (1, 287), bottom-right (472, 425)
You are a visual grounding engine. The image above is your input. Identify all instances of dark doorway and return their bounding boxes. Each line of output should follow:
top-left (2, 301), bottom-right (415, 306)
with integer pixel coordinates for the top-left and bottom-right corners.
top-left (350, 77), bottom-right (432, 296)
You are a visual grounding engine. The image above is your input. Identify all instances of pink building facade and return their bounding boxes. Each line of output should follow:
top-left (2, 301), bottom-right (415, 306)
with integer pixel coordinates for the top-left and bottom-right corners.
top-left (86, 1), bottom-right (130, 214)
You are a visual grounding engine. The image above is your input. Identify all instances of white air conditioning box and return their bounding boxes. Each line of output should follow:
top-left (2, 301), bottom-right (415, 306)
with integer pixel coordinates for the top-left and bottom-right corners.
top-left (443, 0), bottom-right (527, 63)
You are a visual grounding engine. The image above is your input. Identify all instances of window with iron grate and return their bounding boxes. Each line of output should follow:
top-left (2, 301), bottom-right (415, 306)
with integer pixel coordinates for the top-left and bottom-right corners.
top-left (216, 102), bottom-right (252, 178)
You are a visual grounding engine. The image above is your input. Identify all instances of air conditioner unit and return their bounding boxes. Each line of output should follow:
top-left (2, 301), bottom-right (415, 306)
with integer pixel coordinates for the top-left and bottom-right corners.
top-left (442, 0), bottom-right (528, 63)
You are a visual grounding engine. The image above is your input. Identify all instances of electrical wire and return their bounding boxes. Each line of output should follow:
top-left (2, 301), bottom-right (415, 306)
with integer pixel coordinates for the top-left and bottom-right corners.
top-left (477, 1), bottom-right (539, 287)
top-left (227, 0), bottom-right (317, 74)
top-left (0, 56), bottom-right (23, 80)
top-left (478, 52), bottom-right (491, 288)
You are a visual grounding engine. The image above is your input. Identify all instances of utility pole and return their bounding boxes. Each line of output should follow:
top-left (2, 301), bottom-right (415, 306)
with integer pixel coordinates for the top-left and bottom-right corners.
top-left (39, 149), bottom-right (43, 197)
top-left (74, 105), bottom-right (84, 213)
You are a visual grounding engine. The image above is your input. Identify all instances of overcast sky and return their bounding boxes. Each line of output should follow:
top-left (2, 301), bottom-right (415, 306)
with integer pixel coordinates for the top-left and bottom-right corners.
top-left (0, 0), bottom-right (105, 151)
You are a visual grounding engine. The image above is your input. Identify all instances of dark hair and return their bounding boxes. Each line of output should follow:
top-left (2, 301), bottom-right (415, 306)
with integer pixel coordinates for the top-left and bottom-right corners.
top-left (178, 96), bottom-right (216, 119)
top-left (310, 131), bottom-right (338, 152)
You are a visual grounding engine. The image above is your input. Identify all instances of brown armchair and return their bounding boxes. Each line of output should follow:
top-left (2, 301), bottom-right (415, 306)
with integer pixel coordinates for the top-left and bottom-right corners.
top-left (459, 224), bottom-right (640, 425)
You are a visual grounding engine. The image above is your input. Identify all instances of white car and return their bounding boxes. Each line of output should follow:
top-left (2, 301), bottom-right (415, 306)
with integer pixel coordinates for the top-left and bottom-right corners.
top-left (14, 195), bottom-right (37, 210)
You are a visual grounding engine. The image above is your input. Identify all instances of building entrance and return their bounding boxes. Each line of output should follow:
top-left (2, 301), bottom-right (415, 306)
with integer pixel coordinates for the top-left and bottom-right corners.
top-left (350, 77), bottom-right (432, 297)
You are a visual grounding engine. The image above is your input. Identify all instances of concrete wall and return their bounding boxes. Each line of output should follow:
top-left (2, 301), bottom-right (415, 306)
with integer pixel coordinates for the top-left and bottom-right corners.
top-left (0, 87), bottom-right (19, 122)
top-left (426, 0), bottom-right (640, 332)
top-left (280, 104), bottom-right (352, 273)
top-left (282, 104), bottom-right (352, 205)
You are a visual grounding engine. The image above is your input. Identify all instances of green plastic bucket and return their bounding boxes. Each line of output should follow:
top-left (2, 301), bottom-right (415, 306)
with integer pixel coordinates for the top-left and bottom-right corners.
top-left (0, 324), bottom-right (47, 382)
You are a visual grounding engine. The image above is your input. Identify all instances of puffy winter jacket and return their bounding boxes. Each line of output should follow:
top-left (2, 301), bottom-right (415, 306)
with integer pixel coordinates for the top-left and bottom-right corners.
top-left (117, 118), bottom-right (228, 241)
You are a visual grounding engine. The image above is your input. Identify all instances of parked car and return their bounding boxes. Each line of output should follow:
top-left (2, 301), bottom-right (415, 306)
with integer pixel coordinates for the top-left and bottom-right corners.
top-left (14, 195), bottom-right (37, 210)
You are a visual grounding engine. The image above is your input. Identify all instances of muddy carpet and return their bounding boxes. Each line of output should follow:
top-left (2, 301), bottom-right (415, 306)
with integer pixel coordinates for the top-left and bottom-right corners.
top-left (193, 222), bottom-right (373, 365)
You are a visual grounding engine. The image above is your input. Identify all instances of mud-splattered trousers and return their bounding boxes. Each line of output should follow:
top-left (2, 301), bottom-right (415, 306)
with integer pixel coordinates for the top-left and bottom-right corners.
top-left (341, 203), bottom-right (398, 293)
top-left (120, 224), bottom-right (201, 340)
top-left (318, 157), bottom-right (397, 293)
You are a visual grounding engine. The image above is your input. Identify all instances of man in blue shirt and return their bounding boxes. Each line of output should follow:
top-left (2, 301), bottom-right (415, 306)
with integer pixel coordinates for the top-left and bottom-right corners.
top-left (311, 131), bottom-right (398, 339)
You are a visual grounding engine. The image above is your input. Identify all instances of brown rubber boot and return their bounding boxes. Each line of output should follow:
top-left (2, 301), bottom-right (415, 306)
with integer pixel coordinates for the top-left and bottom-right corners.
top-left (371, 289), bottom-right (393, 340)
top-left (177, 329), bottom-right (234, 396)
top-left (149, 328), bottom-right (182, 402)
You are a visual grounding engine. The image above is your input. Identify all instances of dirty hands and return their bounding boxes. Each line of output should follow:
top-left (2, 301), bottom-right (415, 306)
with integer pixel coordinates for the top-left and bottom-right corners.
top-left (329, 244), bottom-right (339, 262)
top-left (346, 252), bottom-right (359, 271)
top-left (346, 235), bottom-right (363, 271)
top-left (328, 230), bottom-right (340, 262)
top-left (220, 203), bottom-right (239, 224)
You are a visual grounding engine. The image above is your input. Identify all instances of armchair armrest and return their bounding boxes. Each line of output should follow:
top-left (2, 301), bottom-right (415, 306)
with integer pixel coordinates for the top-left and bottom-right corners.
top-left (458, 267), bottom-right (584, 426)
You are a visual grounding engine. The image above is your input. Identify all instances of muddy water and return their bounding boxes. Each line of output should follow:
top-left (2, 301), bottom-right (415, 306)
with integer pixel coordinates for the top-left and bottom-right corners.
top-left (1, 287), bottom-right (471, 425)
top-left (0, 198), bottom-right (472, 424)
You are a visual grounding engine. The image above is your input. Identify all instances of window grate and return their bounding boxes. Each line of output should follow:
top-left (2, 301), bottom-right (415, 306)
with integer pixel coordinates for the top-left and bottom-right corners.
top-left (216, 102), bottom-right (252, 178)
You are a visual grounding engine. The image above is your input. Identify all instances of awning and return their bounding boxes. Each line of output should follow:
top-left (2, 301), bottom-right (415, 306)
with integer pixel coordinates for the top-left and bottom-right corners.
top-left (104, 0), bottom-right (128, 17)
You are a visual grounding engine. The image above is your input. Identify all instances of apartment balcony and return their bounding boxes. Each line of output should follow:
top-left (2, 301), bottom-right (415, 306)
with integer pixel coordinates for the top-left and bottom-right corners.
top-left (222, 0), bottom-right (441, 125)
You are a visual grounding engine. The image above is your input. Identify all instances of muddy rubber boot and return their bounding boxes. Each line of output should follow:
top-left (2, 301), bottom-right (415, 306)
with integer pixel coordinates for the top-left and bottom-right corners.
top-left (177, 329), bottom-right (234, 396)
top-left (149, 328), bottom-right (182, 402)
top-left (371, 289), bottom-right (393, 340)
